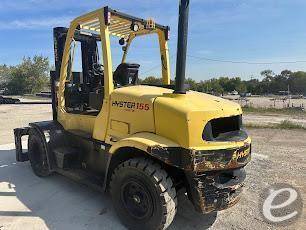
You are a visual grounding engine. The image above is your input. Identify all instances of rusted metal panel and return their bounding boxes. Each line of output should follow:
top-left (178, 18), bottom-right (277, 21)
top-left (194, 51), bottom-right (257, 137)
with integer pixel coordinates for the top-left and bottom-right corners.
top-left (190, 143), bottom-right (251, 172)
top-left (185, 168), bottom-right (246, 213)
top-left (147, 144), bottom-right (250, 213)
top-left (147, 143), bottom-right (251, 172)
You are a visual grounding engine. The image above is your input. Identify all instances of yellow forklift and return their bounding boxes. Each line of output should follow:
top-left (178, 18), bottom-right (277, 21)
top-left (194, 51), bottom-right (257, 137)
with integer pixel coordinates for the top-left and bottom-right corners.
top-left (14, 1), bottom-right (251, 229)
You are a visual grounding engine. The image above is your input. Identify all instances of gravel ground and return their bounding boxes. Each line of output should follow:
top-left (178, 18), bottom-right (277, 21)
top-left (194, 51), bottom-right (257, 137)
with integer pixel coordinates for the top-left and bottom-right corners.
top-left (244, 113), bottom-right (306, 128)
top-left (0, 101), bottom-right (305, 230)
top-left (224, 95), bottom-right (306, 109)
top-left (0, 104), bottom-right (52, 144)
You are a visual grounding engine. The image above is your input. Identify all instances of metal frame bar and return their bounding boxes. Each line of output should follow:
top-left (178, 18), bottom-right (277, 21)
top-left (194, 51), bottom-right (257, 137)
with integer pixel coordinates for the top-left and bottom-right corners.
top-left (57, 7), bottom-right (172, 140)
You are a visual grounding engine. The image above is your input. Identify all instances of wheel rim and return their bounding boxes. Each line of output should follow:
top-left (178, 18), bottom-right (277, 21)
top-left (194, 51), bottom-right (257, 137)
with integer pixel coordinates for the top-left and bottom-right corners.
top-left (120, 179), bottom-right (154, 220)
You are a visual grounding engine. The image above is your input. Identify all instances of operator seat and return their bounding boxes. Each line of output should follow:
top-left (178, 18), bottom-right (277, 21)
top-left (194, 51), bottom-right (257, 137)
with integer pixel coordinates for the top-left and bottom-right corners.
top-left (113, 63), bottom-right (140, 86)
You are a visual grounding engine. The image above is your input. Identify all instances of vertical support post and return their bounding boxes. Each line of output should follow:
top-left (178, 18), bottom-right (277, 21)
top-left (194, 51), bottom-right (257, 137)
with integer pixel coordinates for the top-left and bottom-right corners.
top-left (99, 7), bottom-right (114, 99)
top-left (158, 30), bottom-right (171, 85)
top-left (53, 27), bottom-right (69, 81)
top-left (52, 27), bottom-right (68, 120)
top-left (174, 0), bottom-right (190, 94)
top-left (50, 71), bottom-right (57, 120)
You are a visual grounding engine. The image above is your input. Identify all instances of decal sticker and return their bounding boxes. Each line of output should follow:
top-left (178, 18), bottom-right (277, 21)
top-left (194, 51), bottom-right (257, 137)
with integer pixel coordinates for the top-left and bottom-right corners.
top-left (112, 101), bottom-right (150, 111)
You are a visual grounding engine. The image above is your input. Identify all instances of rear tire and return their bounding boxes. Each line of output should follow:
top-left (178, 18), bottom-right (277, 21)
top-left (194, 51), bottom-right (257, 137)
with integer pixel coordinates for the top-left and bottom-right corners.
top-left (28, 129), bottom-right (52, 177)
top-left (110, 157), bottom-right (177, 230)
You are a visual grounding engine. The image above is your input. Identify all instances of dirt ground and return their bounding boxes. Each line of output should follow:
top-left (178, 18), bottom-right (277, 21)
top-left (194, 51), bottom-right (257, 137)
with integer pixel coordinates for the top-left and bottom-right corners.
top-left (224, 95), bottom-right (306, 109)
top-left (243, 113), bottom-right (306, 128)
top-left (0, 102), bottom-right (305, 229)
top-left (0, 104), bottom-right (52, 144)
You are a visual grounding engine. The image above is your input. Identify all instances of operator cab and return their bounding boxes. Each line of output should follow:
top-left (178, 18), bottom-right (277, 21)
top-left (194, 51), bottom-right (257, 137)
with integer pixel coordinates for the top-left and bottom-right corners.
top-left (53, 28), bottom-right (104, 115)
top-left (54, 28), bottom-right (141, 115)
top-left (52, 7), bottom-right (170, 122)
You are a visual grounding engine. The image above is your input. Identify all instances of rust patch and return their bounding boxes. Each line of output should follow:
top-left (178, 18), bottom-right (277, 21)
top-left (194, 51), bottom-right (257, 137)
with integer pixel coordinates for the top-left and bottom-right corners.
top-left (148, 143), bottom-right (251, 173)
top-left (186, 168), bottom-right (246, 213)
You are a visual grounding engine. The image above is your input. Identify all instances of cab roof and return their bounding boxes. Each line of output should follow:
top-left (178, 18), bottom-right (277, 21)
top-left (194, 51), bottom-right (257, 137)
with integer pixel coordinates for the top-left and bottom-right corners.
top-left (78, 6), bottom-right (169, 39)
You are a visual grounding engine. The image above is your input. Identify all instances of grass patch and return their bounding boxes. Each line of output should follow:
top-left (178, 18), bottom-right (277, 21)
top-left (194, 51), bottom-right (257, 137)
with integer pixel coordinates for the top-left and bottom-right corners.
top-left (245, 120), bottom-right (306, 130)
top-left (278, 120), bottom-right (306, 129)
top-left (242, 106), bottom-right (305, 116)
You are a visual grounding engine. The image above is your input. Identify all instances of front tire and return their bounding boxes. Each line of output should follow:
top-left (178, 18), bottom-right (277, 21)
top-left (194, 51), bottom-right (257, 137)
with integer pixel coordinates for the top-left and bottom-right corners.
top-left (110, 157), bottom-right (177, 230)
top-left (28, 129), bottom-right (52, 177)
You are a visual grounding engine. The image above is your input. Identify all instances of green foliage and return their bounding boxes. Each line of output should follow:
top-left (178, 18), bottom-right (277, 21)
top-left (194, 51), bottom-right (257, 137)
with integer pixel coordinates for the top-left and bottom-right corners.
top-left (245, 120), bottom-right (306, 130)
top-left (140, 69), bottom-right (306, 95)
top-left (242, 106), bottom-right (306, 116)
top-left (0, 64), bottom-right (10, 88)
top-left (140, 76), bottom-right (163, 85)
top-left (1, 56), bottom-right (49, 95)
top-left (278, 120), bottom-right (306, 130)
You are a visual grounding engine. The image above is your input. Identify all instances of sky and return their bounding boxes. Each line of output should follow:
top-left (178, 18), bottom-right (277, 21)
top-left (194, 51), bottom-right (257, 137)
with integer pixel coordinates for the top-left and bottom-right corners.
top-left (1, 0), bottom-right (306, 81)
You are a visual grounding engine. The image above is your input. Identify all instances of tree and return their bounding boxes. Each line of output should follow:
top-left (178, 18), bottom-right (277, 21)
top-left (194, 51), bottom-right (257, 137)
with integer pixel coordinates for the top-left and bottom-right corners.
top-left (289, 71), bottom-right (306, 95)
top-left (0, 64), bottom-right (10, 88)
top-left (140, 76), bottom-right (163, 85)
top-left (244, 79), bottom-right (260, 94)
top-left (236, 83), bottom-right (247, 93)
top-left (206, 79), bottom-right (224, 95)
top-left (260, 70), bottom-right (274, 81)
top-left (185, 78), bottom-right (197, 90)
top-left (5, 56), bottom-right (49, 95)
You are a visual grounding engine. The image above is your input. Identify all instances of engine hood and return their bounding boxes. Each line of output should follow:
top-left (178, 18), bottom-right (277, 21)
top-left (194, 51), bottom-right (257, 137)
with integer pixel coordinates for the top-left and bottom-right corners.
top-left (153, 89), bottom-right (243, 149)
top-left (155, 90), bottom-right (242, 115)
top-left (108, 85), bottom-right (244, 148)
top-left (110, 85), bottom-right (241, 115)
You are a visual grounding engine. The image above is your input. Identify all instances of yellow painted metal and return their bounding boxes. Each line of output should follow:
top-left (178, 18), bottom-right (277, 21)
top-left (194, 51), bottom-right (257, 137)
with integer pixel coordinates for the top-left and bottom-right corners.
top-left (103, 85), bottom-right (158, 144)
top-left (154, 91), bottom-right (244, 149)
top-left (58, 9), bottom-right (110, 136)
top-left (101, 85), bottom-right (250, 151)
top-left (98, 13), bottom-right (114, 99)
top-left (110, 23), bottom-right (130, 30)
top-left (157, 30), bottom-right (171, 84)
top-left (121, 30), bottom-right (170, 83)
top-left (77, 8), bottom-right (171, 84)
top-left (110, 120), bottom-right (130, 134)
top-left (109, 132), bottom-right (180, 154)
top-left (121, 35), bottom-right (134, 63)
top-left (112, 27), bottom-right (131, 35)
top-left (57, 17), bottom-right (96, 133)
top-left (57, 7), bottom-right (172, 140)
top-left (57, 6), bottom-right (251, 162)
top-left (92, 11), bottom-right (114, 141)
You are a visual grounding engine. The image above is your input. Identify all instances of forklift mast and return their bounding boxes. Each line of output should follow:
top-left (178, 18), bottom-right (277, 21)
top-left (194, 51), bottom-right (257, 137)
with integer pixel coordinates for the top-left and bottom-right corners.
top-left (51, 27), bottom-right (100, 120)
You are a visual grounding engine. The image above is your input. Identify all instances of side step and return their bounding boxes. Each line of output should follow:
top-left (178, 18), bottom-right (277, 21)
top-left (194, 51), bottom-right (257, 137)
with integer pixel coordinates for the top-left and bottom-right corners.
top-left (53, 147), bottom-right (80, 169)
top-left (56, 168), bottom-right (105, 192)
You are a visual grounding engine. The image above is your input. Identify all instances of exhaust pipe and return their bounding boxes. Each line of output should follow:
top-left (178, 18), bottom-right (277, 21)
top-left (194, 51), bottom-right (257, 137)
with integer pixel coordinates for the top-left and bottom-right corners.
top-left (174, 0), bottom-right (190, 94)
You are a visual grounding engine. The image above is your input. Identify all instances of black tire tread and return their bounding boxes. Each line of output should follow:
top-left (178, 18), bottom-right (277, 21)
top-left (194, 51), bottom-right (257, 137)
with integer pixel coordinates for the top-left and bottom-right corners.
top-left (28, 128), bottom-right (51, 177)
top-left (110, 157), bottom-right (177, 230)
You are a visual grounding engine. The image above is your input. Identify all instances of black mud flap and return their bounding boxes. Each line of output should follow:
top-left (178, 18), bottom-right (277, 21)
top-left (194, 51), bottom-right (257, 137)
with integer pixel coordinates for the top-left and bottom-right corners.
top-left (14, 127), bottom-right (31, 162)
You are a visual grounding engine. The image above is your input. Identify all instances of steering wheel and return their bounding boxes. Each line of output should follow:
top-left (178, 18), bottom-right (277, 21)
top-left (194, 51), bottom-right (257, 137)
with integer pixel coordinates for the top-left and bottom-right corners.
top-left (92, 63), bottom-right (104, 75)
top-left (89, 63), bottom-right (104, 90)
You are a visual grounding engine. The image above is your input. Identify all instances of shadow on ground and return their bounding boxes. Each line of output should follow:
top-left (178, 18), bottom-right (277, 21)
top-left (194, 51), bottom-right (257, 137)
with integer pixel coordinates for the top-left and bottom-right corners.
top-left (0, 149), bottom-right (217, 229)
